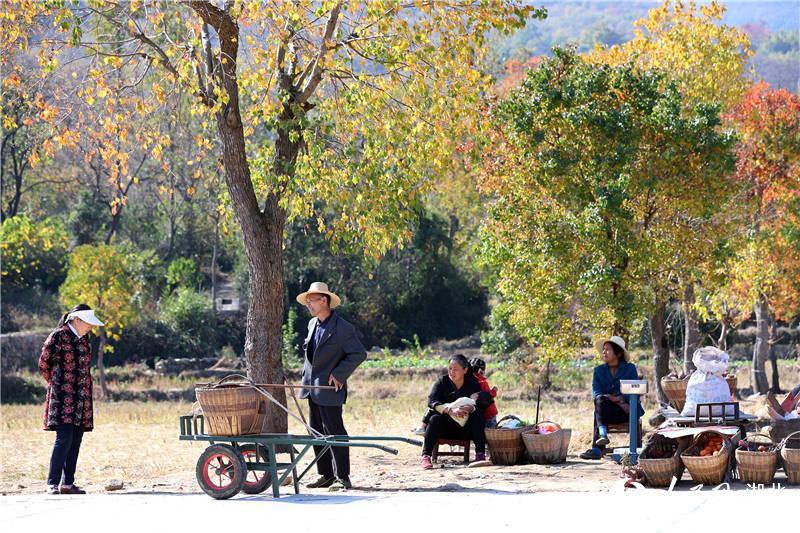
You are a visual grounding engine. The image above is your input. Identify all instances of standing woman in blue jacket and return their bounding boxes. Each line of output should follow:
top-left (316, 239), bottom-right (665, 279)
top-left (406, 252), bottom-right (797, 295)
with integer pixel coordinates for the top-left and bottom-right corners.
top-left (580, 336), bottom-right (644, 460)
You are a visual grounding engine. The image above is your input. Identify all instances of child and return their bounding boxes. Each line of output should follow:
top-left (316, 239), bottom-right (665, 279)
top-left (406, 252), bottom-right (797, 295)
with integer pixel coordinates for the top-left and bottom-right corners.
top-left (469, 357), bottom-right (498, 427)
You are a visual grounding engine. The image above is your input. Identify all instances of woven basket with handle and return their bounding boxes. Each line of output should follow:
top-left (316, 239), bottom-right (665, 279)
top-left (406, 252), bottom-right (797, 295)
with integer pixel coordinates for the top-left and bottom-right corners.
top-left (735, 433), bottom-right (778, 484)
top-left (681, 430), bottom-right (732, 485)
top-left (780, 430), bottom-right (800, 485)
top-left (485, 415), bottom-right (529, 465)
top-left (195, 375), bottom-right (267, 437)
top-left (522, 421), bottom-right (568, 464)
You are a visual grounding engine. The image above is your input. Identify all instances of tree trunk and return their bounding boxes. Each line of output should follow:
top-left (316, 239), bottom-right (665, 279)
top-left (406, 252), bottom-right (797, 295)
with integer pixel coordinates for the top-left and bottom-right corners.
top-left (768, 313), bottom-right (780, 394)
top-left (96, 329), bottom-right (109, 398)
top-left (682, 284), bottom-right (700, 374)
top-left (190, 5), bottom-right (288, 434)
top-left (651, 299), bottom-right (670, 406)
top-left (718, 319), bottom-right (729, 352)
top-left (751, 294), bottom-right (770, 394)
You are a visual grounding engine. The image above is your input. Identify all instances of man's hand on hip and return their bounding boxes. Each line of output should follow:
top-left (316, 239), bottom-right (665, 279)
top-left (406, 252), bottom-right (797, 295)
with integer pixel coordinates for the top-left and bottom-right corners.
top-left (329, 374), bottom-right (344, 391)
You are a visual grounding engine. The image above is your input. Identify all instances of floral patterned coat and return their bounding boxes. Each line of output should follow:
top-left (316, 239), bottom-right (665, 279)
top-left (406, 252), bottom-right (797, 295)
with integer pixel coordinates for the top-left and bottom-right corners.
top-left (38, 325), bottom-right (94, 431)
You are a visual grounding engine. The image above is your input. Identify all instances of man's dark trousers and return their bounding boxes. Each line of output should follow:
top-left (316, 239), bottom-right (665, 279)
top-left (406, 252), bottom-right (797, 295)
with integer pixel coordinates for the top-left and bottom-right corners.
top-left (308, 398), bottom-right (349, 479)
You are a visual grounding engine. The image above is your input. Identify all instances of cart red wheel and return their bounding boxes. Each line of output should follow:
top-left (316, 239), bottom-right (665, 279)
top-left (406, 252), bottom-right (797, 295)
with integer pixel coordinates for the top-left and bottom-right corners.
top-left (196, 444), bottom-right (246, 499)
top-left (240, 444), bottom-right (272, 494)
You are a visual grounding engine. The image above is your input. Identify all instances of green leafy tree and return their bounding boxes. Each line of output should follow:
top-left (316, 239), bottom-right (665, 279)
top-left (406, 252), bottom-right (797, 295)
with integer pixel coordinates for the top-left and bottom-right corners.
top-left (59, 244), bottom-right (140, 397)
top-left (1, 215), bottom-right (69, 293)
top-left (478, 49), bottom-right (735, 368)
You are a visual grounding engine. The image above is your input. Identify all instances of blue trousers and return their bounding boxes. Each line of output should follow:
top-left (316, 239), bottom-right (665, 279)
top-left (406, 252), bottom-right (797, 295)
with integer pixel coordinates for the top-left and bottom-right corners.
top-left (47, 424), bottom-right (84, 486)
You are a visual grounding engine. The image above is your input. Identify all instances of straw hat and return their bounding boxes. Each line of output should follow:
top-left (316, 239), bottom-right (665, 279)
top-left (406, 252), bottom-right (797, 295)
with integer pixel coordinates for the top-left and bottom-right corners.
top-left (595, 335), bottom-right (628, 361)
top-left (296, 282), bottom-right (341, 309)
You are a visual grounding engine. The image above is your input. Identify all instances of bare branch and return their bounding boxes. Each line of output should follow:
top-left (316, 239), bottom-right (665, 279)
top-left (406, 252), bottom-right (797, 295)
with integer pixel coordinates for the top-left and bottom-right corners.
top-left (296, 1), bottom-right (342, 105)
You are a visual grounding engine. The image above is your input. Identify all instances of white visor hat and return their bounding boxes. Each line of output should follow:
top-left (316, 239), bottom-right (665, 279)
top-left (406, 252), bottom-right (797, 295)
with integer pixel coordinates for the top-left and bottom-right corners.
top-left (67, 309), bottom-right (105, 327)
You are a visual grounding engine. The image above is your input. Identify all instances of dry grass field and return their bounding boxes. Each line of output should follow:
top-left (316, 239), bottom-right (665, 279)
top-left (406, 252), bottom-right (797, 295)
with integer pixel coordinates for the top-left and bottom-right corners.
top-left (2, 362), bottom-right (797, 494)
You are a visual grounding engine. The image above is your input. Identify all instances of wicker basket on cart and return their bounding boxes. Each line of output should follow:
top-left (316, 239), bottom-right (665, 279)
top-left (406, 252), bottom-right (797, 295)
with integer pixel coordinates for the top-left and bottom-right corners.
top-left (661, 374), bottom-right (737, 412)
top-left (638, 434), bottom-right (689, 487)
top-left (522, 422), bottom-right (571, 464)
top-left (681, 430), bottom-right (732, 485)
top-left (195, 375), bottom-right (267, 436)
top-left (485, 415), bottom-right (529, 465)
top-left (735, 433), bottom-right (778, 484)
top-left (780, 430), bottom-right (800, 485)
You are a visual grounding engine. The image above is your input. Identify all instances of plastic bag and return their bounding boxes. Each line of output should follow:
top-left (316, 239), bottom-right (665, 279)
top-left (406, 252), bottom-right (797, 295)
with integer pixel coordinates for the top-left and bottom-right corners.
top-left (682, 347), bottom-right (733, 416)
top-left (692, 346), bottom-right (729, 376)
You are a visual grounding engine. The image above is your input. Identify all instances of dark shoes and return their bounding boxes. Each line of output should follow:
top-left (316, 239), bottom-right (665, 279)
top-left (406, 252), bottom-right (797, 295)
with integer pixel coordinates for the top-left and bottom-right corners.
top-left (59, 485), bottom-right (86, 494)
top-left (580, 449), bottom-right (602, 460)
top-left (306, 475), bottom-right (335, 489)
top-left (328, 477), bottom-right (352, 491)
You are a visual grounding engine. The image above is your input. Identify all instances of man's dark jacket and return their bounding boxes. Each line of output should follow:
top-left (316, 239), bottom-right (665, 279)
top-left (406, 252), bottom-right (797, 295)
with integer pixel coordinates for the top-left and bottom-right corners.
top-left (299, 313), bottom-right (367, 406)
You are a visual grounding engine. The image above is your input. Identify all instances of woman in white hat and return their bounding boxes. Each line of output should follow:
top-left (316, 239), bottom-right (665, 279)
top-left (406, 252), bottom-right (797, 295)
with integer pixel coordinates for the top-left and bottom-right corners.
top-left (579, 336), bottom-right (644, 460)
top-left (38, 303), bottom-right (105, 494)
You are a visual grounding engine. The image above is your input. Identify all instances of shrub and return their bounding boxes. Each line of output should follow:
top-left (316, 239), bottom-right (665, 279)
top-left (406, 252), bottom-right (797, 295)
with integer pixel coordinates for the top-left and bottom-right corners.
top-left (159, 288), bottom-right (215, 352)
top-left (166, 257), bottom-right (203, 292)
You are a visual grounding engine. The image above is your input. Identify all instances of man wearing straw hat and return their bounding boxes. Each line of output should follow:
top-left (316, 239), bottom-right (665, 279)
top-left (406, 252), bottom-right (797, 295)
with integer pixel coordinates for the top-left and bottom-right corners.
top-left (297, 282), bottom-right (367, 491)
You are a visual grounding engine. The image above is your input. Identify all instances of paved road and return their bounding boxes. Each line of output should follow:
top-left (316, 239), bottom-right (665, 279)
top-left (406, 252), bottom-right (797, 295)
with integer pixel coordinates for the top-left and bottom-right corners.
top-left (1, 489), bottom-right (793, 531)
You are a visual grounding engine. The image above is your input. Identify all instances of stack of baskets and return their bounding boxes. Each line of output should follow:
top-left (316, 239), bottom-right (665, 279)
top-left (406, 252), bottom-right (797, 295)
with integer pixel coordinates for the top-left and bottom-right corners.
top-left (735, 434), bottom-right (778, 484)
top-left (638, 434), bottom-right (689, 487)
top-left (780, 430), bottom-right (800, 485)
top-left (485, 415), bottom-right (530, 465)
top-left (681, 430), bottom-right (732, 484)
top-left (660, 374), bottom-right (737, 412)
top-left (195, 375), bottom-right (267, 436)
top-left (521, 421), bottom-right (571, 464)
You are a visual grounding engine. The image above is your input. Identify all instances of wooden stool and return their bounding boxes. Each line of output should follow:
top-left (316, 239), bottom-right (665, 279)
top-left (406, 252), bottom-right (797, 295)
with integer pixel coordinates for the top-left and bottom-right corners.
top-left (431, 438), bottom-right (471, 464)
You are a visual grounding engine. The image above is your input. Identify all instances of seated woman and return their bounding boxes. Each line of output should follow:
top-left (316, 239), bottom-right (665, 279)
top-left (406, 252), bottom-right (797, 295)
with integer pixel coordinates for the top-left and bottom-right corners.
top-left (580, 336), bottom-right (644, 460)
top-left (420, 354), bottom-right (486, 469)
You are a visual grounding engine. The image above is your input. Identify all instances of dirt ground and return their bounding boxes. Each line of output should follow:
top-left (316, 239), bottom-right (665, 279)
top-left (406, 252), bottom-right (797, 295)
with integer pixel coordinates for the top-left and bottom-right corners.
top-left (2, 369), bottom-right (798, 495)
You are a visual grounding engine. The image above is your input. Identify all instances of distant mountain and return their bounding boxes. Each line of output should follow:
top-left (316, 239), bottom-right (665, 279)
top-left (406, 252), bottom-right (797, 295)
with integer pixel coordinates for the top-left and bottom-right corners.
top-left (490, 1), bottom-right (800, 92)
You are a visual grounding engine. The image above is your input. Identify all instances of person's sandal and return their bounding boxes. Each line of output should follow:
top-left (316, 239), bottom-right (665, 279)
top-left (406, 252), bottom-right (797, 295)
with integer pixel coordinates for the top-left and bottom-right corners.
top-left (580, 449), bottom-right (602, 460)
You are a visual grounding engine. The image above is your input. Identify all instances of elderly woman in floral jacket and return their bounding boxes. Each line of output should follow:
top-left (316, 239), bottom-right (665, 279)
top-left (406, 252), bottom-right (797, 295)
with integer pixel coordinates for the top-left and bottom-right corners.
top-left (39, 303), bottom-right (105, 495)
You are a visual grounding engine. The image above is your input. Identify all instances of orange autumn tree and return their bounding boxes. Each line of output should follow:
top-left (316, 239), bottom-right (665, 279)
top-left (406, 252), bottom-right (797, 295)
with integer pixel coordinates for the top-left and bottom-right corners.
top-left (2, 1), bottom-right (542, 431)
top-left (723, 84), bottom-right (800, 393)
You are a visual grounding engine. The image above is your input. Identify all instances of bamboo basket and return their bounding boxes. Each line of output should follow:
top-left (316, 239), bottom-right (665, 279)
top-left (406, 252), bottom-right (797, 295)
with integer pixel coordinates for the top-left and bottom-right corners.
top-left (661, 377), bottom-right (689, 412)
top-left (195, 375), bottom-right (267, 437)
top-left (522, 421), bottom-right (569, 464)
top-left (638, 434), bottom-right (688, 487)
top-left (735, 433), bottom-right (778, 484)
top-left (485, 415), bottom-right (529, 465)
top-left (661, 374), bottom-right (737, 413)
top-left (780, 430), bottom-right (800, 485)
top-left (681, 431), bottom-right (731, 485)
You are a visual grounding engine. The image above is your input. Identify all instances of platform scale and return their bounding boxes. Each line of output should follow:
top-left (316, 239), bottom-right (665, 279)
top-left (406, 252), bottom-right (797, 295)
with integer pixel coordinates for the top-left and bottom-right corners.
top-left (611, 379), bottom-right (648, 465)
